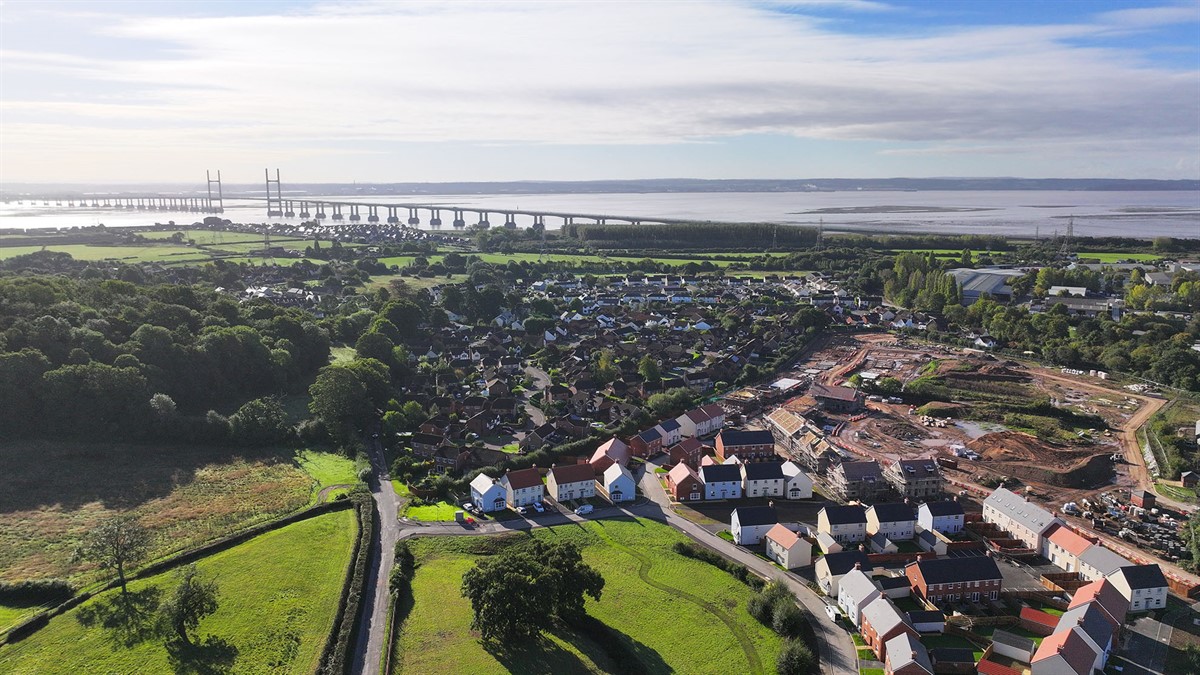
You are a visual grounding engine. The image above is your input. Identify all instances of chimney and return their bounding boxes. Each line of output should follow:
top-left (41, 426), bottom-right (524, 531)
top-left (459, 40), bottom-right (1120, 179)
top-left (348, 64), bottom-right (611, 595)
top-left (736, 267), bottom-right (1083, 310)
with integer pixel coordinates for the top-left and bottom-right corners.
top-left (854, 562), bottom-right (862, 570)
top-left (769, 500), bottom-right (775, 509)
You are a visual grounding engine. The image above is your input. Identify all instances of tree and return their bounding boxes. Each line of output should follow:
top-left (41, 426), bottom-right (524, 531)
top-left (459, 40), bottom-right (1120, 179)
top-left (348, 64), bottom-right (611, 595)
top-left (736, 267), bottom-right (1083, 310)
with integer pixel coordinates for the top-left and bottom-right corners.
top-left (593, 349), bottom-right (619, 384)
top-left (355, 330), bottom-right (395, 364)
top-left (76, 514), bottom-right (152, 596)
top-left (776, 638), bottom-right (817, 675)
top-left (637, 355), bottom-right (661, 382)
top-left (647, 387), bottom-right (695, 417)
top-left (229, 396), bottom-right (291, 445)
top-left (149, 393), bottom-right (177, 420)
top-left (461, 540), bottom-right (603, 642)
top-left (156, 564), bottom-right (218, 647)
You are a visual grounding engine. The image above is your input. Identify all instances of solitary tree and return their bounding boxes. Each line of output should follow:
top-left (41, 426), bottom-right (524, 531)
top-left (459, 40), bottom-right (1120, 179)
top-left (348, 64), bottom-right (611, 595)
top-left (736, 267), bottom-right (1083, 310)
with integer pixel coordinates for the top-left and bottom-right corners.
top-left (156, 564), bottom-right (219, 647)
top-left (637, 355), bottom-right (661, 383)
top-left (76, 514), bottom-right (152, 596)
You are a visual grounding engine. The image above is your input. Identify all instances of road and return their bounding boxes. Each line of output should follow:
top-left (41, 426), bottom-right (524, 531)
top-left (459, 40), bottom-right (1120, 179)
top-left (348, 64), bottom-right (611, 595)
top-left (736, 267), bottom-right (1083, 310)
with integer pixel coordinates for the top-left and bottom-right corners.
top-left (523, 365), bottom-right (550, 427)
top-left (351, 437), bottom-right (401, 675)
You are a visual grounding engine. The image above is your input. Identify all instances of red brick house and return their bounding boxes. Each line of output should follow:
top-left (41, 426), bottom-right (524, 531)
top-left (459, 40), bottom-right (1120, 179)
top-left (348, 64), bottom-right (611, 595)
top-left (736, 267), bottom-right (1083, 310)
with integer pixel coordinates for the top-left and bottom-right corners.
top-left (667, 463), bottom-right (703, 502)
top-left (629, 427), bottom-right (663, 457)
top-left (668, 437), bottom-right (709, 468)
top-left (714, 429), bottom-right (775, 463)
top-left (860, 597), bottom-right (918, 661)
top-left (905, 556), bottom-right (1002, 607)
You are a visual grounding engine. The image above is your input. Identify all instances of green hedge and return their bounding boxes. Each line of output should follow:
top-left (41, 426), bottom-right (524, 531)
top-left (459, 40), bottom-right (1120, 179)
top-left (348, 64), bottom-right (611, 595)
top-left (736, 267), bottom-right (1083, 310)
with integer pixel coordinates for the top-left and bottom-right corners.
top-left (0, 579), bottom-right (73, 606)
top-left (320, 495), bottom-right (374, 675)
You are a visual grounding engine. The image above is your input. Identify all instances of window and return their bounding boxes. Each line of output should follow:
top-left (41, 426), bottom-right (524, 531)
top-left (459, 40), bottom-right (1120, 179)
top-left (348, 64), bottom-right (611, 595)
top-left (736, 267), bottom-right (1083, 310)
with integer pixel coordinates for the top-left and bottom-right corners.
top-left (990, 591), bottom-right (998, 600)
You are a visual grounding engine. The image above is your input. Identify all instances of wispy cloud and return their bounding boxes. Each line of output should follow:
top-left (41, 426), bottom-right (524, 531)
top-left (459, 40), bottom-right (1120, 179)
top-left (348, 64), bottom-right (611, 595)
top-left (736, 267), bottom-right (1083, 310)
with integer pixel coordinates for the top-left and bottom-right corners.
top-left (0, 0), bottom-right (1197, 181)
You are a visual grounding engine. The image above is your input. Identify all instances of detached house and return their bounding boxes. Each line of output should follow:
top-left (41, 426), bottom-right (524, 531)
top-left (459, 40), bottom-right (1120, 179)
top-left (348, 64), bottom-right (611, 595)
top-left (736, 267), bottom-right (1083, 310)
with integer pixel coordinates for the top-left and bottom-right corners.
top-left (884, 633), bottom-right (934, 675)
top-left (597, 463), bottom-right (636, 504)
top-left (470, 473), bottom-right (508, 513)
top-left (816, 550), bottom-right (871, 597)
top-left (838, 567), bottom-right (882, 628)
top-left (765, 523), bottom-right (812, 570)
top-left (1110, 564), bottom-right (1168, 611)
top-left (730, 506), bottom-right (778, 545)
top-left (501, 467), bottom-right (545, 508)
top-left (667, 463), bottom-right (704, 502)
top-left (781, 461), bottom-right (814, 500)
top-left (742, 461), bottom-right (785, 498)
top-left (589, 437), bottom-right (631, 473)
top-left (818, 504), bottom-right (868, 545)
top-left (917, 501), bottom-right (965, 535)
top-left (701, 464), bottom-right (744, 500)
top-left (547, 463), bottom-right (597, 502)
top-left (982, 487), bottom-right (1063, 552)
top-left (884, 458), bottom-right (943, 500)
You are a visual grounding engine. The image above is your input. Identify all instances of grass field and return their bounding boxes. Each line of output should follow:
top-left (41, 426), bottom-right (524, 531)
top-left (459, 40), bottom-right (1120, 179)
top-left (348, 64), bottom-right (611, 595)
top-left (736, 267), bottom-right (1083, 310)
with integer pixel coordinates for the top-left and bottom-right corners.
top-left (136, 229), bottom-right (274, 244)
top-left (393, 518), bottom-right (782, 674)
top-left (0, 244), bottom-right (211, 262)
top-left (404, 501), bottom-right (462, 522)
top-left (295, 449), bottom-right (359, 490)
top-left (0, 442), bottom-right (324, 584)
top-left (1077, 251), bottom-right (1161, 262)
top-left (0, 510), bottom-right (356, 675)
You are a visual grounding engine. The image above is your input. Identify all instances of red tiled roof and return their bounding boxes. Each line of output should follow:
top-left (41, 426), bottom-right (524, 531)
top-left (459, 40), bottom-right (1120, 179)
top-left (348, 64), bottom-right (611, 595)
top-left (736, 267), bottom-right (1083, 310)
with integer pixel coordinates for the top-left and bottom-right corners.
top-left (1045, 523), bottom-right (1094, 557)
top-left (667, 463), bottom-right (699, 485)
top-left (977, 660), bottom-right (1022, 675)
top-left (1020, 607), bottom-right (1060, 629)
top-left (1032, 628), bottom-right (1097, 675)
top-left (504, 467), bottom-right (543, 490)
top-left (765, 523), bottom-right (801, 548)
top-left (550, 462), bottom-right (597, 485)
top-left (1069, 579), bottom-right (1129, 626)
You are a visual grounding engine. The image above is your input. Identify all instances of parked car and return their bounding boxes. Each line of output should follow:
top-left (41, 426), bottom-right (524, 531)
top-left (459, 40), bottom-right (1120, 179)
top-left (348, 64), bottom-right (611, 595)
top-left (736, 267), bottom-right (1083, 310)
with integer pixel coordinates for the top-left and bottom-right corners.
top-left (574, 504), bottom-right (594, 515)
top-left (516, 506), bottom-right (527, 515)
top-left (532, 502), bottom-right (545, 514)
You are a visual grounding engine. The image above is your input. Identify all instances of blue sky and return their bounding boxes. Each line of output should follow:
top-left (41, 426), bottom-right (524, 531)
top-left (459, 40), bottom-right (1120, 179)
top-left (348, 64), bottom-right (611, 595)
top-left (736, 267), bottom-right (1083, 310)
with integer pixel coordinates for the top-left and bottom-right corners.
top-left (1, 0), bottom-right (1197, 184)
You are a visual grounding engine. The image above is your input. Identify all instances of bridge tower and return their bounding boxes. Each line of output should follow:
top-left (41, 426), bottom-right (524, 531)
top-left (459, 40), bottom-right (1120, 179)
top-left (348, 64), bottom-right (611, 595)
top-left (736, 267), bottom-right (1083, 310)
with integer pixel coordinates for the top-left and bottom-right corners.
top-left (1058, 216), bottom-right (1074, 259)
top-left (206, 170), bottom-right (225, 213)
top-left (265, 169), bottom-right (284, 218)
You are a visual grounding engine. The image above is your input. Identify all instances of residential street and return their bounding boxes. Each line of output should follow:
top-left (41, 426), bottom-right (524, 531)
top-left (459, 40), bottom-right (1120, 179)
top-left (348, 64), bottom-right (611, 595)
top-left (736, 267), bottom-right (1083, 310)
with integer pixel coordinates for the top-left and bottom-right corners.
top-left (522, 365), bottom-right (550, 427)
top-left (352, 437), bottom-right (401, 675)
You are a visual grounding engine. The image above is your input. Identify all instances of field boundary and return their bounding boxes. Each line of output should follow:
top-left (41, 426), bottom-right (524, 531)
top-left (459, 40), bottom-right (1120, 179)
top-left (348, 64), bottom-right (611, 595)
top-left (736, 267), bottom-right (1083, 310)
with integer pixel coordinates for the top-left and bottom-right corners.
top-left (0, 498), bottom-right (355, 646)
top-left (319, 495), bottom-right (374, 675)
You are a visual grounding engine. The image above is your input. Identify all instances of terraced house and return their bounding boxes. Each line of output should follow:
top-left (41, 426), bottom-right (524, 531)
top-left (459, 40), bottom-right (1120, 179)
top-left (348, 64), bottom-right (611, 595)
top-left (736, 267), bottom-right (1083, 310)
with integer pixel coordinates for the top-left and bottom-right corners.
top-left (982, 486), bottom-right (1063, 552)
top-left (905, 556), bottom-right (1003, 605)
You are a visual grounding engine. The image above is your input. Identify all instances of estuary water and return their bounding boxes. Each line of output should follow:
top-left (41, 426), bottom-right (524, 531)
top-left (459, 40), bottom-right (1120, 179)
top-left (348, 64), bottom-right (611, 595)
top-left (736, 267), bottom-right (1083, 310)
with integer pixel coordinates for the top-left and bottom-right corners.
top-left (2, 190), bottom-right (1198, 239)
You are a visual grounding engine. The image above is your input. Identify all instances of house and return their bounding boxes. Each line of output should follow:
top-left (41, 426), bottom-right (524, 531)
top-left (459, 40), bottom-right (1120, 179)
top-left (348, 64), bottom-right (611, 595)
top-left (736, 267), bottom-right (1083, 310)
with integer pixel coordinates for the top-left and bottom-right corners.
top-left (816, 531), bottom-right (843, 555)
top-left (815, 550), bottom-right (871, 596)
top-left (1068, 579), bottom-right (1128, 631)
top-left (949, 268), bottom-right (1024, 305)
top-left (828, 460), bottom-right (887, 502)
top-left (742, 461), bottom-right (786, 498)
top-left (589, 437), bottom-right (631, 473)
top-left (1030, 627), bottom-right (1096, 675)
top-left (730, 506), bottom-right (778, 545)
top-left (982, 487), bottom-right (1063, 552)
top-left (837, 567), bottom-right (881, 628)
top-left (1109, 564), bottom-right (1169, 611)
top-left (500, 467), bottom-right (545, 508)
top-left (818, 504), bottom-right (868, 544)
top-left (810, 382), bottom-right (863, 413)
top-left (884, 633), bottom-right (933, 675)
top-left (765, 523), bottom-right (812, 570)
top-left (1042, 523), bottom-right (1094, 573)
top-left (1077, 545), bottom-right (1132, 582)
top-left (917, 501), bottom-right (965, 535)
top-left (905, 556), bottom-right (1003, 605)
top-left (700, 464), bottom-right (744, 500)
top-left (668, 437), bottom-right (708, 468)
top-left (861, 597), bottom-right (918, 661)
top-left (667, 462), bottom-right (704, 502)
top-left (675, 403), bottom-right (725, 438)
top-left (715, 429), bottom-right (776, 462)
top-left (629, 427), bottom-right (664, 457)
top-left (521, 422), bottom-right (559, 451)
top-left (547, 463), bottom-right (597, 502)
top-left (597, 463), bottom-right (636, 504)
top-left (866, 503), bottom-right (916, 541)
top-left (884, 458), bottom-right (943, 500)
top-left (1055, 603), bottom-right (1115, 672)
top-left (470, 473), bottom-right (508, 513)
top-left (655, 418), bottom-right (682, 446)
top-left (411, 432), bottom-right (444, 457)
top-left (781, 460), bottom-right (814, 500)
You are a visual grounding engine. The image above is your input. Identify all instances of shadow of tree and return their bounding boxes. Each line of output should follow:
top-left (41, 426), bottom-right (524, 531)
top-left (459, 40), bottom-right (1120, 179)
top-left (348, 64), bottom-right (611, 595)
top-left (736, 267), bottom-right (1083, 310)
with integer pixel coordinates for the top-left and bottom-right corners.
top-left (482, 633), bottom-right (596, 675)
top-left (164, 636), bottom-right (239, 675)
top-left (76, 587), bottom-right (162, 649)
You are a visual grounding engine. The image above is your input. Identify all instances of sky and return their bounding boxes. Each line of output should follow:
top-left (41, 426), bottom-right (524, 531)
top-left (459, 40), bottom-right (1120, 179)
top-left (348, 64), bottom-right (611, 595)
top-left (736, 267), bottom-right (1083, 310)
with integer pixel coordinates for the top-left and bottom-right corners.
top-left (1, 0), bottom-right (1198, 185)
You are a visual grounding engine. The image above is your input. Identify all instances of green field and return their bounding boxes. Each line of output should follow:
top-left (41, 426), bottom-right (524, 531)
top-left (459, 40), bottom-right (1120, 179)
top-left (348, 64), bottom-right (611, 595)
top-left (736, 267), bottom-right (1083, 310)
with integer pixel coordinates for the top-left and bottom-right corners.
top-left (393, 518), bottom-right (782, 674)
top-left (0, 244), bottom-right (211, 262)
top-left (295, 450), bottom-right (359, 490)
top-left (136, 229), bottom-right (272, 244)
top-left (1076, 251), bottom-right (1161, 263)
top-left (0, 510), bottom-right (356, 674)
top-left (0, 442), bottom-right (323, 584)
top-left (404, 501), bottom-right (462, 522)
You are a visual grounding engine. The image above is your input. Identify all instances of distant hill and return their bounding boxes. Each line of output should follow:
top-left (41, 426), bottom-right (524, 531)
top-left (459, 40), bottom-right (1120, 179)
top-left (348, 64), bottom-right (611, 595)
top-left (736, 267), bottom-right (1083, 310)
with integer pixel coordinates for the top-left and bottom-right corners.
top-left (4, 177), bottom-right (1197, 197)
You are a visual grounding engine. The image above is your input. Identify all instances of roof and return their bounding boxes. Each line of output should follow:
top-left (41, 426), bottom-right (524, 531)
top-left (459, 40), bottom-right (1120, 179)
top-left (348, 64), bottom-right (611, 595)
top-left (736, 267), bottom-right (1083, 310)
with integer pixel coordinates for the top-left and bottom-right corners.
top-left (1057, 603), bottom-right (1115, 649)
top-left (821, 504), bottom-right (867, 526)
top-left (861, 597), bottom-right (912, 636)
top-left (637, 428), bottom-right (663, 443)
top-left (868, 502), bottom-right (915, 523)
top-left (930, 647), bottom-right (975, 664)
top-left (921, 501), bottom-right (965, 518)
top-left (1078, 545), bottom-right (1131, 577)
top-left (910, 556), bottom-right (1002, 585)
top-left (470, 473), bottom-right (501, 493)
top-left (1032, 627), bottom-right (1098, 675)
top-left (766, 408), bottom-right (808, 436)
top-left (884, 633), bottom-right (932, 674)
top-left (658, 418), bottom-right (681, 431)
top-left (590, 437), bottom-right (630, 465)
top-left (837, 460), bottom-right (883, 482)
top-left (1020, 607), bottom-right (1060, 629)
top-left (983, 487), bottom-right (1060, 536)
top-left (1069, 579), bottom-right (1129, 622)
top-left (811, 382), bottom-right (861, 402)
top-left (667, 462), bottom-right (700, 485)
top-left (838, 569), bottom-right (880, 602)
top-left (877, 576), bottom-right (911, 591)
top-left (990, 629), bottom-right (1036, 652)
top-left (821, 550), bottom-right (871, 576)
top-left (781, 460), bottom-right (807, 478)
top-left (732, 506), bottom-right (778, 528)
top-left (1116, 564), bottom-right (1168, 590)
top-left (701, 464), bottom-right (743, 483)
top-left (602, 463), bottom-right (633, 484)
top-left (504, 467), bottom-right (543, 490)
top-left (717, 428), bottom-right (774, 447)
top-left (1045, 523), bottom-right (1095, 557)
top-left (742, 462), bottom-right (785, 481)
top-left (894, 458), bottom-right (941, 477)
top-left (765, 523), bottom-right (802, 549)
top-left (549, 463), bottom-right (596, 485)
top-left (908, 610), bottom-right (945, 625)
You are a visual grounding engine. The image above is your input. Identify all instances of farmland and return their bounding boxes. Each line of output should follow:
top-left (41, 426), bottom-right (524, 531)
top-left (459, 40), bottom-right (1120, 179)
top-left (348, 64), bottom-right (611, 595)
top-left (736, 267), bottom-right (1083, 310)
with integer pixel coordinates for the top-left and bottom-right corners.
top-left (0, 441), bottom-right (352, 586)
top-left (0, 510), bottom-right (356, 675)
top-left (392, 517), bottom-right (782, 674)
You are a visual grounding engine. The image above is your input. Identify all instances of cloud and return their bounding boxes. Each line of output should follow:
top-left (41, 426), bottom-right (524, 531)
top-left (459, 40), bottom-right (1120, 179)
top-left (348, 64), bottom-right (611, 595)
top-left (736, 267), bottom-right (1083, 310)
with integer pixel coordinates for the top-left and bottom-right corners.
top-left (0, 0), bottom-right (1197, 181)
